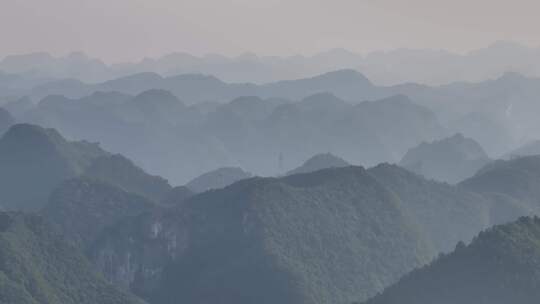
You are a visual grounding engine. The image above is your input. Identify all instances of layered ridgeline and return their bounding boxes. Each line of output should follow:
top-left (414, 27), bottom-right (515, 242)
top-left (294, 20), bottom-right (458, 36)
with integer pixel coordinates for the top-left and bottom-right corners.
top-left (0, 123), bottom-right (172, 210)
top-left (362, 217), bottom-right (540, 304)
top-left (22, 90), bottom-right (445, 183)
top-left (460, 155), bottom-right (540, 217)
top-left (0, 107), bottom-right (15, 135)
top-left (185, 167), bottom-right (253, 193)
top-left (1, 42), bottom-right (539, 86)
top-left (367, 164), bottom-right (491, 253)
top-left (399, 134), bottom-right (491, 184)
top-left (0, 124), bottom-right (108, 210)
top-left (40, 161), bottom-right (533, 304)
top-left (286, 153), bottom-right (350, 175)
top-left (505, 140), bottom-right (540, 159)
top-left (6, 65), bottom-right (540, 160)
top-left (89, 166), bottom-right (433, 304)
top-left (85, 164), bottom-right (518, 304)
top-left (84, 154), bottom-right (172, 202)
top-left (0, 212), bottom-right (143, 304)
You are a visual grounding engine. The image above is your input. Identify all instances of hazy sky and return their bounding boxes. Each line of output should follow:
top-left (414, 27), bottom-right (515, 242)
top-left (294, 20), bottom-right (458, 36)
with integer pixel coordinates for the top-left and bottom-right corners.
top-left (1, 0), bottom-right (539, 63)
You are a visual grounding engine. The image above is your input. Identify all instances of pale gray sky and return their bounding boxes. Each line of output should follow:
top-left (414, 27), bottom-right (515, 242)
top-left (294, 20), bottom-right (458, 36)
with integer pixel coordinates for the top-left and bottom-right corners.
top-left (1, 0), bottom-right (539, 63)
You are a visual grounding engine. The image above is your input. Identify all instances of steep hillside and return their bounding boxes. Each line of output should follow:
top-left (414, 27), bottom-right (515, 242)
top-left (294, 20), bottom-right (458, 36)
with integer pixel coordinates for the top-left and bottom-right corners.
top-left (399, 133), bottom-right (490, 183)
top-left (286, 153), bottom-right (350, 175)
top-left (160, 186), bottom-right (195, 206)
top-left (367, 164), bottom-right (491, 253)
top-left (83, 154), bottom-right (172, 202)
top-left (42, 178), bottom-right (155, 249)
top-left (90, 167), bottom-right (433, 304)
top-left (460, 155), bottom-right (540, 213)
top-left (186, 167), bottom-right (253, 193)
top-left (0, 124), bottom-right (108, 210)
top-left (363, 217), bottom-right (540, 304)
top-left (0, 212), bottom-right (143, 304)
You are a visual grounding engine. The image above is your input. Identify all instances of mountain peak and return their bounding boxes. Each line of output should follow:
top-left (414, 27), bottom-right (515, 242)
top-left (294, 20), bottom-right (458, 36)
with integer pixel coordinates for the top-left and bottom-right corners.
top-left (400, 133), bottom-right (490, 183)
top-left (132, 89), bottom-right (180, 103)
top-left (286, 153), bottom-right (350, 175)
top-left (315, 69), bottom-right (372, 84)
top-left (186, 167), bottom-right (253, 193)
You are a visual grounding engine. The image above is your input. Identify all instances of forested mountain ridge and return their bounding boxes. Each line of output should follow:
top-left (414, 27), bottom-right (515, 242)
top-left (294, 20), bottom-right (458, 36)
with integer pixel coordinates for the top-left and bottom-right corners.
top-left (42, 178), bottom-right (156, 250)
top-left (83, 154), bottom-right (172, 202)
top-left (460, 155), bottom-right (540, 215)
top-left (367, 163), bottom-right (491, 253)
top-left (0, 212), bottom-right (144, 304)
top-left (362, 216), bottom-right (540, 304)
top-left (89, 166), bottom-right (433, 304)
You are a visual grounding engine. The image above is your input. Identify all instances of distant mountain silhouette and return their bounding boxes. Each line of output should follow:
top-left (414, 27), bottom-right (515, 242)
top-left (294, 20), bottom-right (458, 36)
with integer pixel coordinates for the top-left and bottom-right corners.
top-left (505, 140), bottom-right (540, 159)
top-left (186, 167), bottom-right (253, 193)
top-left (400, 134), bottom-right (491, 183)
top-left (21, 92), bottom-right (445, 183)
top-left (27, 69), bottom-right (384, 103)
top-left (0, 52), bottom-right (110, 83)
top-left (286, 153), bottom-right (350, 175)
top-left (362, 217), bottom-right (540, 304)
top-left (3, 42), bottom-right (540, 85)
top-left (6, 60), bottom-right (540, 160)
top-left (394, 72), bottom-right (540, 156)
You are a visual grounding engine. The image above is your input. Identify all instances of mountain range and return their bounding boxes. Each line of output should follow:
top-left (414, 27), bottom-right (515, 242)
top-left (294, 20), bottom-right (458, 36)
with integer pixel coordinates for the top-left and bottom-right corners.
top-left (1, 41), bottom-right (539, 86)
top-left (362, 217), bottom-right (540, 304)
top-left (3, 64), bottom-right (540, 161)
top-left (0, 123), bottom-right (173, 210)
top-left (3, 42), bottom-right (540, 304)
top-left (399, 133), bottom-right (491, 184)
top-left (15, 91), bottom-right (445, 183)
top-left (3, 120), bottom-right (540, 303)
top-left (88, 167), bottom-right (434, 304)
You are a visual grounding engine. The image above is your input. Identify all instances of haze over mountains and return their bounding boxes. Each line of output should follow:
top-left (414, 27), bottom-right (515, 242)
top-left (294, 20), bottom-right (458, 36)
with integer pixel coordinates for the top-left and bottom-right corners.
top-left (6, 88), bottom-right (446, 183)
top-left (1, 41), bottom-right (539, 85)
top-left (3, 39), bottom-right (540, 304)
top-left (3, 52), bottom-right (540, 169)
top-left (400, 134), bottom-right (491, 183)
